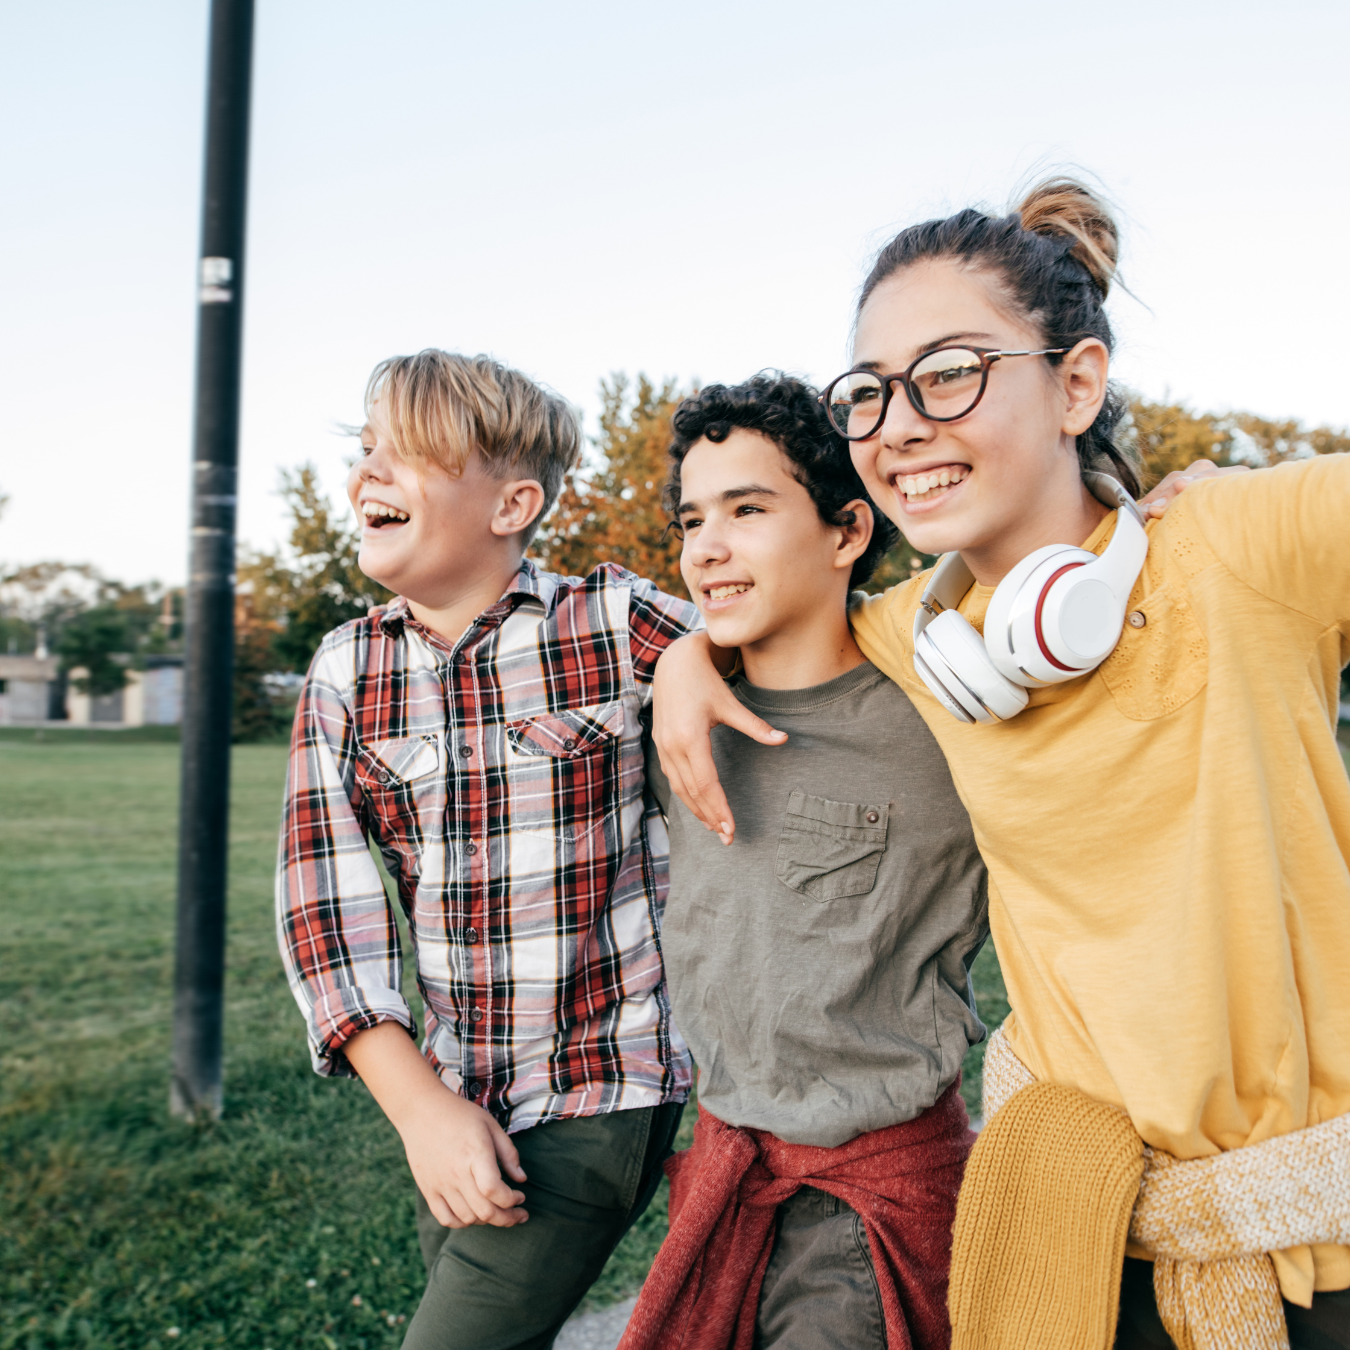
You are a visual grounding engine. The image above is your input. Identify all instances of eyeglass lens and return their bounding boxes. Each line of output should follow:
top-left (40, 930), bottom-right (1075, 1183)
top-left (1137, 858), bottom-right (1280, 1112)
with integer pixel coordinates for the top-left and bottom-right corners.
top-left (825, 348), bottom-right (986, 438)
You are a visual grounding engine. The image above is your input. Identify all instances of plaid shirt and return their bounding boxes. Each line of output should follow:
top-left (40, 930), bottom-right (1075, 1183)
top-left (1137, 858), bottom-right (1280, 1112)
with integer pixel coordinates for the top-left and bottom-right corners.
top-left (276, 560), bottom-right (700, 1133)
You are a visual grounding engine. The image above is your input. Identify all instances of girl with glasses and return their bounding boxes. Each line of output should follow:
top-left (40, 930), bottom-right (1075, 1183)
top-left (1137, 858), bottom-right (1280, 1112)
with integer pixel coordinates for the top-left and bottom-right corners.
top-left (653, 178), bottom-right (1350, 1349)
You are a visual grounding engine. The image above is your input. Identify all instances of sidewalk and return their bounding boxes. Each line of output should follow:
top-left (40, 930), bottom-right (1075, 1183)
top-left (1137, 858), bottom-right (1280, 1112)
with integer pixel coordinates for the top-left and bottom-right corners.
top-left (555, 1296), bottom-right (637, 1350)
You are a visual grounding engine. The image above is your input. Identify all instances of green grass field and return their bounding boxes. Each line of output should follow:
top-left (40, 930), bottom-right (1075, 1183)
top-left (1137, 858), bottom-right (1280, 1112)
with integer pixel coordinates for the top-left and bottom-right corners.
top-left (0, 729), bottom-right (1004, 1348)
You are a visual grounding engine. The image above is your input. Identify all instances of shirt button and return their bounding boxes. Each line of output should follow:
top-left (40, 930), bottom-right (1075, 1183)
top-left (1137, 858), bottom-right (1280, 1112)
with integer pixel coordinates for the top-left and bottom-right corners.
top-left (453, 651), bottom-right (467, 665)
top-left (1128, 610), bottom-right (1147, 628)
top-left (865, 810), bottom-right (880, 824)
top-left (459, 745), bottom-right (473, 758)
top-left (562, 737), bottom-right (577, 751)
top-left (469, 1007), bottom-right (484, 1023)
top-left (464, 927), bottom-right (480, 944)
top-left (375, 770), bottom-right (390, 785)
top-left (468, 1080), bottom-right (482, 1096)
top-left (465, 840), bottom-right (477, 856)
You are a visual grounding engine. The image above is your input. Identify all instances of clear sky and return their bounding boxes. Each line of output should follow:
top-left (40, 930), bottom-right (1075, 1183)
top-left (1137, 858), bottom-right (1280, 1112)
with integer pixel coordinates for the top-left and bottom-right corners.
top-left (3, 0), bottom-right (1347, 586)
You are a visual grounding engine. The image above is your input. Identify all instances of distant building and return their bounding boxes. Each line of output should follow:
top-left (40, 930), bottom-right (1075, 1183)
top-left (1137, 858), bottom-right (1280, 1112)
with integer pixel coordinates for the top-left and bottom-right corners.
top-left (0, 654), bottom-right (61, 723)
top-left (67, 656), bottom-right (184, 727)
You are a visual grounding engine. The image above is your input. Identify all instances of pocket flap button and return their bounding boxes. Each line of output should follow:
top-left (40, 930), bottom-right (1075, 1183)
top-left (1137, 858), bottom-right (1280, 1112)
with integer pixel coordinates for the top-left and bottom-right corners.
top-left (1128, 610), bottom-right (1147, 628)
top-left (866, 810), bottom-right (880, 823)
top-left (563, 737), bottom-right (577, 751)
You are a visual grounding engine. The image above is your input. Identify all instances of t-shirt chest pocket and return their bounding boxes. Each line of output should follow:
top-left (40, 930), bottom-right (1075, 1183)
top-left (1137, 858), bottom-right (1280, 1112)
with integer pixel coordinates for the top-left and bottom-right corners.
top-left (775, 791), bottom-right (889, 902)
top-left (1096, 582), bottom-right (1209, 720)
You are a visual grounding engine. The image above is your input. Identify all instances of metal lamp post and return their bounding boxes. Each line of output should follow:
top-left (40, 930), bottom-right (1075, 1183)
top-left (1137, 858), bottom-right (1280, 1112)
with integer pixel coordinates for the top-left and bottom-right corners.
top-left (171, 0), bottom-right (255, 1120)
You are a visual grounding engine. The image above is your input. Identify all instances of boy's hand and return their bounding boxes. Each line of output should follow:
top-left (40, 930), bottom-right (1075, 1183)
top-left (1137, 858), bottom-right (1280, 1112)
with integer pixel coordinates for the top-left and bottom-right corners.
top-left (1138, 460), bottom-right (1249, 518)
top-left (653, 631), bottom-right (785, 845)
top-left (343, 1021), bottom-right (529, 1229)
top-left (398, 1088), bottom-right (530, 1230)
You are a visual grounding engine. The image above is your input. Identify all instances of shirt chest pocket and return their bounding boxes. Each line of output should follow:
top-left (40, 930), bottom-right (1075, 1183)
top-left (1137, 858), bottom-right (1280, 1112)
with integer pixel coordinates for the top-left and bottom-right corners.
top-left (775, 791), bottom-right (889, 902)
top-left (355, 733), bottom-right (443, 790)
top-left (505, 701), bottom-right (626, 837)
top-left (1096, 583), bottom-right (1209, 721)
top-left (353, 734), bottom-right (446, 856)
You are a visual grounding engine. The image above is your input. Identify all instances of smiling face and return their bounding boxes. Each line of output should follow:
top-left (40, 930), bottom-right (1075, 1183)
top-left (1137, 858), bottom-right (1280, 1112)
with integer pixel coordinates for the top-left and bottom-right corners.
top-left (677, 428), bottom-right (869, 685)
top-left (347, 397), bottom-right (518, 609)
top-left (847, 258), bottom-right (1109, 584)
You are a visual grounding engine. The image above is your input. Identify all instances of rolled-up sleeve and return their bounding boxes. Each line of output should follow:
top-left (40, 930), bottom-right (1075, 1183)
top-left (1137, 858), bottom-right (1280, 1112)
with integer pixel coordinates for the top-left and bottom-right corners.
top-left (275, 643), bottom-right (415, 1076)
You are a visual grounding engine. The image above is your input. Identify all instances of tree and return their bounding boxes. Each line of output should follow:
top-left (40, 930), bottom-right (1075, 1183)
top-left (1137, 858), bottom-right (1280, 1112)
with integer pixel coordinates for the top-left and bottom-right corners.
top-left (57, 606), bottom-right (135, 696)
top-left (1, 563), bottom-right (172, 691)
top-left (533, 375), bottom-right (689, 597)
top-left (237, 465), bottom-right (393, 674)
top-left (1125, 396), bottom-right (1350, 488)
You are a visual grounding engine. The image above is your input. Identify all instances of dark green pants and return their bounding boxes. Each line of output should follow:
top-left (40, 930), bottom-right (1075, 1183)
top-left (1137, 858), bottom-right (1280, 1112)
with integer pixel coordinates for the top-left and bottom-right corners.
top-left (402, 1102), bottom-right (683, 1350)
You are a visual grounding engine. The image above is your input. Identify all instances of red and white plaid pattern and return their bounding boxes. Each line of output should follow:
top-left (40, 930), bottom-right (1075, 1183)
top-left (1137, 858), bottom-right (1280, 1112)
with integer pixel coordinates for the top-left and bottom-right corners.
top-left (276, 561), bottom-right (699, 1132)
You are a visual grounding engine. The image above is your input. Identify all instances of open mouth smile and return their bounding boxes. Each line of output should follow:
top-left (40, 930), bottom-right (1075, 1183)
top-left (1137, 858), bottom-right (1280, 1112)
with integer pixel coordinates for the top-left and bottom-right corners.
top-left (702, 581), bottom-right (754, 609)
top-left (362, 500), bottom-right (411, 529)
top-left (889, 464), bottom-right (970, 508)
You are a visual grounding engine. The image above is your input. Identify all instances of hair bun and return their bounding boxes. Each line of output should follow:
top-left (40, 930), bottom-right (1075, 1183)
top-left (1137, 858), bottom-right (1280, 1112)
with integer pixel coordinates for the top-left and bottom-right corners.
top-left (1016, 177), bottom-right (1119, 298)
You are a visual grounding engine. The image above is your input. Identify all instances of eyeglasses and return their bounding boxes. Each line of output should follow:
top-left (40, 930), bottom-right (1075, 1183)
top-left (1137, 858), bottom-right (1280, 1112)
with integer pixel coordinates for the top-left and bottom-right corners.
top-left (820, 346), bottom-right (1068, 441)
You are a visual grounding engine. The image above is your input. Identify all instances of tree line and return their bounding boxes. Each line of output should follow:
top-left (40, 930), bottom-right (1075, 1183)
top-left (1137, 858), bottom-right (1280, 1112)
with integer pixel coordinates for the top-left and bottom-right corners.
top-left (3, 380), bottom-right (1347, 740)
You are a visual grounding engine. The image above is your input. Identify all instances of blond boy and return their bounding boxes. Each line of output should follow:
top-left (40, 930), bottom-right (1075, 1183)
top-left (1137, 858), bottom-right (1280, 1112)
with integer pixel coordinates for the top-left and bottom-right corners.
top-left (277, 351), bottom-right (698, 1349)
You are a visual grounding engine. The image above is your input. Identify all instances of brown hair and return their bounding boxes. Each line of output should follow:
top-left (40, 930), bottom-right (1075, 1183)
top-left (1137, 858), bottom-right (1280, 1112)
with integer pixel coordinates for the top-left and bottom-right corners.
top-left (365, 350), bottom-right (582, 544)
top-left (856, 177), bottom-right (1141, 495)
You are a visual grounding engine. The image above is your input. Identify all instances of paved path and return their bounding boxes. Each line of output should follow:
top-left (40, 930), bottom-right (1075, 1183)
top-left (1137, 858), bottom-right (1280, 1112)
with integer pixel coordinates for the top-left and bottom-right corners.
top-left (554, 1295), bottom-right (637, 1350)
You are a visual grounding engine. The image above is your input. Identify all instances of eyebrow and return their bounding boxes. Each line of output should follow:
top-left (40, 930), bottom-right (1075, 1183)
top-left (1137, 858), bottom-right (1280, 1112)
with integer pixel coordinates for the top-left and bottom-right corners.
top-left (676, 484), bottom-right (781, 516)
top-left (855, 331), bottom-right (997, 372)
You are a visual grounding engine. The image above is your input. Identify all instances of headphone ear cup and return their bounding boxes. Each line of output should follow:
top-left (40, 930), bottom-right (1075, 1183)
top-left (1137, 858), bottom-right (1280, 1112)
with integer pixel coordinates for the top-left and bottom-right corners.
top-left (915, 610), bottom-right (1030, 724)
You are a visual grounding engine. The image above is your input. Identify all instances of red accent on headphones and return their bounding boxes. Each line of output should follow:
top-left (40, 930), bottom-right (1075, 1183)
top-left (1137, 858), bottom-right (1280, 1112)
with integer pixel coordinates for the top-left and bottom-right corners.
top-left (1034, 562), bottom-right (1089, 672)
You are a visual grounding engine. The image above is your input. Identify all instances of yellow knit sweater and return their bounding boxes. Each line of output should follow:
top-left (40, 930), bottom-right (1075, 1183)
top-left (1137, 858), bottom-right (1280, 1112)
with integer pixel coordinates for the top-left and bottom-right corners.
top-left (850, 455), bottom-right (1350, 1305)
top-left (954, 1026), bottom-right (1350, 1349)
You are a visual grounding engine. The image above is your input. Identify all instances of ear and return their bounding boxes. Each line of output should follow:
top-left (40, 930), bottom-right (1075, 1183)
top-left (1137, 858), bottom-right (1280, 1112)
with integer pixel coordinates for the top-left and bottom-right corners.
top-left (833, 499), bottom-right (874, 573)
top-left (490, 478), bottom-right (547, 541)
top-left (1058, 338), bottom-right (1110, 437)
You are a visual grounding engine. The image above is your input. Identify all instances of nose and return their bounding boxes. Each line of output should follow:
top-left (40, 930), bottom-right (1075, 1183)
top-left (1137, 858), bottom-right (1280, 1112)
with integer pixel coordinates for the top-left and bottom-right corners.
top-left (358, 443), bottom-right (395, 481)
top-left (686, 519), bottom-right (731, 570)
top-left (878, 379), bottom-right (934, 452)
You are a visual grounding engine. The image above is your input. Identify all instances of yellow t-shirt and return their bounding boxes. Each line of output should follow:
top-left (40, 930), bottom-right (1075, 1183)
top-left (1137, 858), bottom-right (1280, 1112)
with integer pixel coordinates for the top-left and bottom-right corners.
top-left (850, 454), bottom-right (1350, 1302)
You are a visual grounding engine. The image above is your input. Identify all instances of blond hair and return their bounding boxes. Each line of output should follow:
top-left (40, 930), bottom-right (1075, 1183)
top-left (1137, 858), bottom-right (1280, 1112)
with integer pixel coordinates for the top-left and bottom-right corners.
top-left (365, 350), bottom-right (582, 545)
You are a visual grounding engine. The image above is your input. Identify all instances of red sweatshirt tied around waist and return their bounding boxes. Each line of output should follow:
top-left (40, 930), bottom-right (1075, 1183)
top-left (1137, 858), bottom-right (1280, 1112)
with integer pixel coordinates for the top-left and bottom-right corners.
top-left (618, 1081), bottom-right (974, 1350)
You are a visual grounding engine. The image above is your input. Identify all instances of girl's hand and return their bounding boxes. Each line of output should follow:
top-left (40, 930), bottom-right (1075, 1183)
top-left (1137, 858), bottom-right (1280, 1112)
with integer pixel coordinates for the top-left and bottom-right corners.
top-left (1139, 460), bottom-right (1249, 518)
top-left (652, 631), bottom-right (786, 845)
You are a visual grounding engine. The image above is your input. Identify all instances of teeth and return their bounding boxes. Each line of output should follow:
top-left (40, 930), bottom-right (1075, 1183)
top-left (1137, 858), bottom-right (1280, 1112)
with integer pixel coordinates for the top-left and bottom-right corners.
top-left (709, 584), bottom-right (751, 600)
top-left (363, 502), bottom-right (410, 521)
top-left (899, 467), bottom-right (968, 500)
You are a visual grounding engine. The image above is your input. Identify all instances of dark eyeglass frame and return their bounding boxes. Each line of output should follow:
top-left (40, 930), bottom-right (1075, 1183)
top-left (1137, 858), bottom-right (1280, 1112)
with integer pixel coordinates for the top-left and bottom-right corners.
top-left (820, 346), bottom-right (1069, 441)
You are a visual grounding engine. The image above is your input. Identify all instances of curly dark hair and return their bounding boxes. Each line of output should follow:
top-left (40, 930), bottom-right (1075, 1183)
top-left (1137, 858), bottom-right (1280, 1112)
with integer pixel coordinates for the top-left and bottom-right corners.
top-left (664, 373), bottom-right (899, 590)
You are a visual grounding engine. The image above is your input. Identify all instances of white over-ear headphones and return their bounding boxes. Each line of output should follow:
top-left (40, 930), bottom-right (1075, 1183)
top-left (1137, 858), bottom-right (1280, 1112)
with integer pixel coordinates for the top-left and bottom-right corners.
top-left (912, 472), bottom-right (1149, 724)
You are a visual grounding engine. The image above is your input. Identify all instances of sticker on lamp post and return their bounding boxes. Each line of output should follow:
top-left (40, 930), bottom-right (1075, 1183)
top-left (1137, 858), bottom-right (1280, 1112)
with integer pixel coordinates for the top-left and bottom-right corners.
top-left (200, 257), bottom-right (234, 304)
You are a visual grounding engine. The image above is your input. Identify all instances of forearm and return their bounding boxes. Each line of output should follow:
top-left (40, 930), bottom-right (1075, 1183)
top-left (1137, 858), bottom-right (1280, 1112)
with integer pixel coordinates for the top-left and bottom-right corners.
top-left (344, 1021), bottom-right (529, 1228)
top-left (344, 1021), bottom-right (454, 1133)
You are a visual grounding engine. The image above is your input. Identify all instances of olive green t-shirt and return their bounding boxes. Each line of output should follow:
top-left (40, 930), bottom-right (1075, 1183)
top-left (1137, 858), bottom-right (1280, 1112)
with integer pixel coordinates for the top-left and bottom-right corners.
top-left (646, 659), bottom-right (988, 1148)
